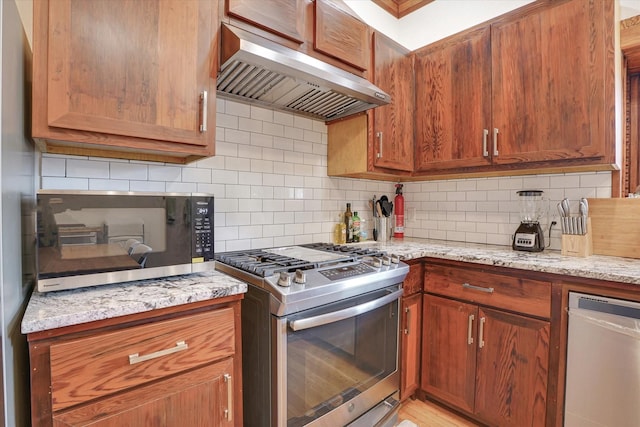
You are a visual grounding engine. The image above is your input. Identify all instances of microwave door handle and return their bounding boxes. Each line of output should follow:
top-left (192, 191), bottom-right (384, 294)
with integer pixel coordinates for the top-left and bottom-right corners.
top-left (288, 288), bottom-right (403, 332)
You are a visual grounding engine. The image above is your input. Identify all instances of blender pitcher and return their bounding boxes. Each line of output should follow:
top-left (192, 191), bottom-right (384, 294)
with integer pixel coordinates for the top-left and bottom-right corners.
top-left (513, 190), bottom-right (546, 252)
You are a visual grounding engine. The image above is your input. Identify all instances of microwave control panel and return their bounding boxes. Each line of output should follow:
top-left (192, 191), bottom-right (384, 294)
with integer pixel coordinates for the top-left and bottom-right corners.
top-left (192, 196), bottom-right (215, 261)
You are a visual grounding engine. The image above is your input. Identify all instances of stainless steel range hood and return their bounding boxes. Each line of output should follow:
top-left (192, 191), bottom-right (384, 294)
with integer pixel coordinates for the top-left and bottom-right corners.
top-left (217, 24), bottom-right (391, 122)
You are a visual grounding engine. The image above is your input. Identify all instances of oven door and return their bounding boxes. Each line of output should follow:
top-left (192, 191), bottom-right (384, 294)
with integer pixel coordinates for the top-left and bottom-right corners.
top-left (273, 285), bottom-right (402, 427)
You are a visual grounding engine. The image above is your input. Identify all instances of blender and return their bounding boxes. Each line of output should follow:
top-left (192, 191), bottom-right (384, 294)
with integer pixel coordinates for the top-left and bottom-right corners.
top-left (512, 190), bottom-right (545, 252)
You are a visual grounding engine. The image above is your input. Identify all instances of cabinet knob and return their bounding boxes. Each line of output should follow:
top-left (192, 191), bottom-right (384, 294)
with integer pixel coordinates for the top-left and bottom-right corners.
top-left (376, 131), bottom-right (383, 158)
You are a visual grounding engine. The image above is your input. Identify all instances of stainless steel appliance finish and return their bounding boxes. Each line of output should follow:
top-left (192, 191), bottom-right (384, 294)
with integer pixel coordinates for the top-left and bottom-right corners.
top-left (218, 24), bottom-right (391, 121)
top-left (36, 190), bottom-right (215, 292)
top-left (564, 292), bottom-right (640, 427)
top-left (215, 243), bottom-right (408, 427)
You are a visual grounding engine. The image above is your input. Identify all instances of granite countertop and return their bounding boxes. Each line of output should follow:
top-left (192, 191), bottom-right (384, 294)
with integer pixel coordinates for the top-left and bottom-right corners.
top-left (355, 238), bottom-right (640, 286)
top-left (21, 270), bottom-right (247, 335)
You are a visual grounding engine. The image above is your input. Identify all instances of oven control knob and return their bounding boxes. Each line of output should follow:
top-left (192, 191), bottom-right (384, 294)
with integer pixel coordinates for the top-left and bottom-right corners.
top-left (294, 269), bottom-right (306, 284)
top-left (278, 272), bottom-right (292, 287)
top-left (390, 254), bottom-right (400, 264)
top-left (382, 256), bottom-right (391, 266)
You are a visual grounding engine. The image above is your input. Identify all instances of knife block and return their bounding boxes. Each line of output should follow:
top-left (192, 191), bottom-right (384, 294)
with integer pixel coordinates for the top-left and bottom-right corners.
top-left (561, 218), bottom-right (593, 257)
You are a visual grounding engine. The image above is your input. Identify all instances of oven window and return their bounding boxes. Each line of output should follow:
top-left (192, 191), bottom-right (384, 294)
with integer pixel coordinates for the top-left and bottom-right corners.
top-left (286, 292), bottom-right (398, 426)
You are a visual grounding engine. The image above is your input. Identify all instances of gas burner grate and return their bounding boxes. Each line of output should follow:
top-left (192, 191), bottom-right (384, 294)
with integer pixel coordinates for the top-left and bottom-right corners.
top-left (300, 243), bottom-right (387, 258)
top-left (215, 250), bottom-right (317, 277)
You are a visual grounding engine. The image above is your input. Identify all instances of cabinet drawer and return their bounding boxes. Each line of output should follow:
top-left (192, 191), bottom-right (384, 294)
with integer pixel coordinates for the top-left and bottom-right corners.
top-left (50, 308), bottom-right (235, 411)
top-left (425, 263), bottom-right (550, 318)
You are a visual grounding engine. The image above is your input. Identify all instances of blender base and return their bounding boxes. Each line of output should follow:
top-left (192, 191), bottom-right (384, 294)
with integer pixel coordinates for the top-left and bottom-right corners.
top-left (513, 222), bottom-right (545, 252)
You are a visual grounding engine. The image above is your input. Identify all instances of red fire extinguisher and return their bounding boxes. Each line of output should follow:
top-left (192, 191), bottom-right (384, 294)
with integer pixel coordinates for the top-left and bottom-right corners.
top-left (394, 183), bottom-right (404, 238)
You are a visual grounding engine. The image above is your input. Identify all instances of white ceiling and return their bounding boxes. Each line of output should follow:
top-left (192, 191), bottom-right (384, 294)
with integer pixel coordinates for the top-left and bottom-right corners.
top-left (346, 0), bottom-right (640, 51)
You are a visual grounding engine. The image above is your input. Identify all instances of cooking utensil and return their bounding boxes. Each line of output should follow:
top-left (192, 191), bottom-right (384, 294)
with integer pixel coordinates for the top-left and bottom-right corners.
top-left (561, 198), bottom-right (571, 217)
top-left (579, 198), bottom-right (589, 217)
top-left (379, 196), bottom-right (393, 217)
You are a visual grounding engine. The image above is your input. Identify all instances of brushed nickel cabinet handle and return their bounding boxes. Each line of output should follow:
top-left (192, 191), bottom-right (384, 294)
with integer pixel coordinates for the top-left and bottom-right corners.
top-left (224, 373), bottom-right (233, 421)
top-left (376, 131), bottom-right (383, 158)
top-left (128, 340), bottom-right (188, 365)
top-left (478, 317), bottom-right (486, 349)
top-left (467, 314), bottom-right (475, 345)
top-left (493, 128), bottom-right (499, 156)
top-left (482, 129), bottom-right (489, 157)
top-left (200, 91), bottom-right (208, 132)
top-left (462, 282), bottom-right (494, 293)
top-left (404, 306), bottom-right (410, 335)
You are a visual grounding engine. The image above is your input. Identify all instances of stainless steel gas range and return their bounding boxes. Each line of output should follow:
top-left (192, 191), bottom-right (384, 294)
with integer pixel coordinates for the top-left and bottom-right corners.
top-left (215, 243), bottom-right (409, 427)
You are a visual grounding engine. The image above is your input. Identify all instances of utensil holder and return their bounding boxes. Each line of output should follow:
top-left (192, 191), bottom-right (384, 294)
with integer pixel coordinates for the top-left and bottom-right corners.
top-left (561, 218), bottom-right (593, 257)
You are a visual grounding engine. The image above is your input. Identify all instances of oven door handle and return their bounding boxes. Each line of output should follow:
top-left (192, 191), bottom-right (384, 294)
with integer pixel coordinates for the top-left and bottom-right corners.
top-left (288, 288), bottom-right (403, 331)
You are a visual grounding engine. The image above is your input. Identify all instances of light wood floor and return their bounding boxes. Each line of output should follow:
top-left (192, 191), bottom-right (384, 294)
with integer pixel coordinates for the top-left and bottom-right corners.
top-left (398, 398), bottom-right (481, 427)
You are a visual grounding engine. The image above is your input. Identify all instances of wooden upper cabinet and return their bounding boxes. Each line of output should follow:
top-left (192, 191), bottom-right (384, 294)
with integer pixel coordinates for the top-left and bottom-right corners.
top-left (314, 0), bottom-right (370, 71)
top-left (32, 0), bottom-right (217, 164)
top-left (327, 31), bottom-right (414, 179)
top-left (226, 0), bottom-right (305, 43)
top-left (413, 0), bottom-right (616, 176)
top-left (372, 32), bottom-right (414, 172)
top-left (414, 26), bottom-right (491, 172)
top-left (490, 0), bottom-right (614, 166)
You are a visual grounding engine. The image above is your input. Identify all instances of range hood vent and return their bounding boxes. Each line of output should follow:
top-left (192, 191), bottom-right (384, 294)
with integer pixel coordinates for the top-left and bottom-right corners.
top-left (217, 24), bottom-right (391, 122)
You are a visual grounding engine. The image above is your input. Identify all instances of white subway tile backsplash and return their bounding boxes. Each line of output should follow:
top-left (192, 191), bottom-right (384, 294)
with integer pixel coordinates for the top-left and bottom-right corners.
top-left (239, 199), bottom-right (263, 212)
top-left (181, 167), bottom-right (211, 183)
top-left (226, 185), bottom-right (251, 199)
top-left (250, 105), bottom-right (274, 122)
top-left (148, 165), bottom-right (181, 182)
top-left (238, 225), bottom-right (263, 239)
top-left (67, 159), bottom-right (110, 178)
top-left (225, 100), bottom-right (250, 118)
top-left (89, 179), bottom-right (129, 191)
top-left (224, 130), bottom-right (250, 147)
top-left (217, 113), bottom-right (239, 129)
top-left (41, 157), bottom-right (66, 177)
top-left (250, 132), bottom-right (273, 148)
top-left (130, 180), bottom-right (166, 192)
top-left (274, 111), bottom-right (294, 127)
top-left (263, 122), bottom-right (285, 137)
top-left (110, 163), bottom-right (147, 180)
top-left (166, 182), bottom-right (197, 193)
top-left (38, 98), bottom-right (613, 252)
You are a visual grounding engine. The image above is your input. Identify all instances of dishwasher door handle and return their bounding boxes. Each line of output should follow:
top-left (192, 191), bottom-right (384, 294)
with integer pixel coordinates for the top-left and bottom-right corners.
top-left (289, 289), bottom-right (402, 331)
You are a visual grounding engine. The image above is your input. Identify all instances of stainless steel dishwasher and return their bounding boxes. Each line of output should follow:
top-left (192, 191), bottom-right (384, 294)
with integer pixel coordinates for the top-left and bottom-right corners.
top-left (564, 292), bottom-right (640, 427)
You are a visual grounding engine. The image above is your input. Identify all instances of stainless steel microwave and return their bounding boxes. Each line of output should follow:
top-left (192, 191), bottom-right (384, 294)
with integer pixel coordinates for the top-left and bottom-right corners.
top-left (36, 190), bottom-right (215, 292)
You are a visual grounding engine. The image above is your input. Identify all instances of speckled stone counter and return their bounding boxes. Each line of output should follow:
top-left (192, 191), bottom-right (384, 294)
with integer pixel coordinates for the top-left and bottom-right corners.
top-left (351, 238), bottom-right (640, 286)
top-left (21, 270), bottom-right (247, 334)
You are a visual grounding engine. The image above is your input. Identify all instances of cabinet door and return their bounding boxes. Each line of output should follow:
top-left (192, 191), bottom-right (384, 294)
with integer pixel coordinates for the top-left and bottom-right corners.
top-left (475, 308), bottom-right (549, 427)
top-left (52, 359), bottom-right (235, 426)
top-left (44, 0), bottom-right (215, 148)
top-left (315, 0), bottom-right (370, 70)
top-left (226, 0), bottom-right (304, 43)
top-left (421, 294), bottom-right (477, 413)
top-left (400, 293), bottom-right (422, 401)
top-left (491, 0), bottom-right (611, 165)
top-left (372, 32), bottom-right (415, 172)
top-left (414, 26), bottom-right (491, 172)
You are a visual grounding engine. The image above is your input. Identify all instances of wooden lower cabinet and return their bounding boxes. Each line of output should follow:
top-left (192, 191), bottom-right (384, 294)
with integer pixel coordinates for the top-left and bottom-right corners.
top-left (422, 294), bottom-right (550, 427)
top-left (400, 293), bottom-right (422, 401)
top-left (52, 359), bottom-right (234, 426)
top-left (27, 297), bottom-right (243, 426)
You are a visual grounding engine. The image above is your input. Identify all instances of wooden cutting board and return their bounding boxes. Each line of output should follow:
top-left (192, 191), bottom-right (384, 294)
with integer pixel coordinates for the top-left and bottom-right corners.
top-left (588, 198), bottom-right (640, 259)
